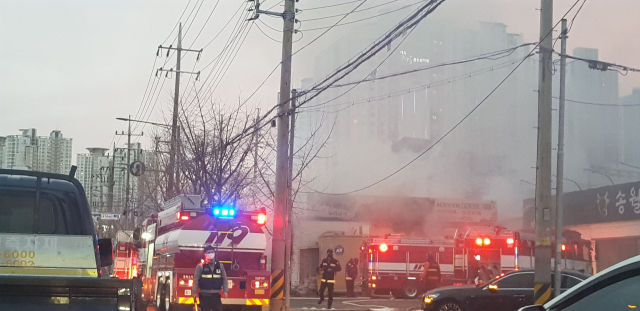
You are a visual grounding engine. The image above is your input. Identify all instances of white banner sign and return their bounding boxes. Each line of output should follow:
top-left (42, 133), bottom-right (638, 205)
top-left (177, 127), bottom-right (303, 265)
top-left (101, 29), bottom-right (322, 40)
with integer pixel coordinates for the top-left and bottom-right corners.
top-left (433, 199), bottom-right (497, 224)
top-left (101, 213), bottom-right (121, 220)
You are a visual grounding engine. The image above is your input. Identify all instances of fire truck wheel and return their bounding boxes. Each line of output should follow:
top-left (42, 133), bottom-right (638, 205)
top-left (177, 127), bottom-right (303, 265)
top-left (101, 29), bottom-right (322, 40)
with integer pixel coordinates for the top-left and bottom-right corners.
top-left (401, 282), bottom-right (419, 299)
top-left (435, 300), bottom-right (463, 311)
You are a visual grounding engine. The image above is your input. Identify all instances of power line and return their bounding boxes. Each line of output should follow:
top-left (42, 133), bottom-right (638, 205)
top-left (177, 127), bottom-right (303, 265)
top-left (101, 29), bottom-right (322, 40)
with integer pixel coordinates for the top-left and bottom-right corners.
top-left (297, 1), bottom-right (446, 109)
top-left (305, 0), bottom-right (583, 195)
top-left (185, 0), bottom-right (221, 48)
top-left (323, 42), bottom-right (535, 90)
top-left (300, 0), bottom-right (425, 32)
top-left (179, 4), bottom-right (252, 106)
top-left (303, 0), bottom-right (402, 22)
top-left (300, 55), bottom-right (531, 113)
top-left (557, 52), bottom-right (640, 74)
top-left (203, 0), bottom-right (445, 152)
top-left (255, 21), bottom-right (283, 43)
top-left (162, 0), bottom-right (194, 45)
top-left (561, 97), bottom-right (640, 107)
top-left (292, 0), bottom-right (369, 55)
top-left (301, 0), bottom-right (365, 11)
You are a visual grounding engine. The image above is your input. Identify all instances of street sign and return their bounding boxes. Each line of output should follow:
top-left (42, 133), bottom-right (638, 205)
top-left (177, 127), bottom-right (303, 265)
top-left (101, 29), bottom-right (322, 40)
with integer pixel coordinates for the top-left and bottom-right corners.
top-left (334, 245), bottom-right (344, 256)
top-left (130, 161), bottom-right (146, 177)
top-left (100, 213), bottom-right (121, 220)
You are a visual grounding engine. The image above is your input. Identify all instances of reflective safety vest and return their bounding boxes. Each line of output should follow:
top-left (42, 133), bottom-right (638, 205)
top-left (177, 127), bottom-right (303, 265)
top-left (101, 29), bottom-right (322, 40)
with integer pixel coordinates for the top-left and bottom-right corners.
top-left (320, 258), bottom-right (341, 283)
top-left (199, 262), bottom-right (224, 291)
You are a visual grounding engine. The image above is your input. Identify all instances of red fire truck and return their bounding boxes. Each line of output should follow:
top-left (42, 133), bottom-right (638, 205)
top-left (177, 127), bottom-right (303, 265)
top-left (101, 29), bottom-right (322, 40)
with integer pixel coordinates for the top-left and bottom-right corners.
top-left (136, 195), bottom-right (270, 311)
top-left (361, 226), bottom-right (592, 298)
top-left (112, 230), bottom-right (139, 279)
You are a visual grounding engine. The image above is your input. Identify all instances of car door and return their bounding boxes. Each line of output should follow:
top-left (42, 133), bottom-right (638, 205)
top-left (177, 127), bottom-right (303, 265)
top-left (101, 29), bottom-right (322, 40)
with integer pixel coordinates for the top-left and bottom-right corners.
top-left (551, 270), bottom-right (640, 311)
top-left (492, 272), bottom-right (535, 311)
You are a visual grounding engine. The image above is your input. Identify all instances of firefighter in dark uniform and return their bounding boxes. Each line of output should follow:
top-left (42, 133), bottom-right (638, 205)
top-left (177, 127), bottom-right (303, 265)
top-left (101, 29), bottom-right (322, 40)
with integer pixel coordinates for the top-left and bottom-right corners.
top-left (192, 245), bottom-right (228, 311)
top-left (317, 248), bottom-right (341, 309)
top-left (345, 258), bottom-right (359, 297)
top-left (421, 252), bottom-right (441, 292)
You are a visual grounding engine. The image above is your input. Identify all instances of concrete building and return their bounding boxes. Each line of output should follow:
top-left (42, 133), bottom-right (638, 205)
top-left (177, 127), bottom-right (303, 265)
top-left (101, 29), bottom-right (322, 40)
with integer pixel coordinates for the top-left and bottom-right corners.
top-left (0, 128), bottom-right (72, 173)
top-left (76, 142), bottom-right (149, 214)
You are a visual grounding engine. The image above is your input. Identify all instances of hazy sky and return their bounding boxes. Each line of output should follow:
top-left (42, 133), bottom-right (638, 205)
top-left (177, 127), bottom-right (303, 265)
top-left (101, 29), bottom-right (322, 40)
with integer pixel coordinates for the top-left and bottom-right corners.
top-left (1, 0), bottom-right (639, 164)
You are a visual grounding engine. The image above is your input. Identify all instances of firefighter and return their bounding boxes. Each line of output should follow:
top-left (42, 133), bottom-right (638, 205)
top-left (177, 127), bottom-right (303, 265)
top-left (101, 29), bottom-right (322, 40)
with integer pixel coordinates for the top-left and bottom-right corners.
top-left (345, 258), bottom-right (359, 297)
top-left (317, 248), bottom-right (341, 309)
top-left (192, 245), bottom-right (228, 311)
top-left (421, 252), bottom-right (441, 291)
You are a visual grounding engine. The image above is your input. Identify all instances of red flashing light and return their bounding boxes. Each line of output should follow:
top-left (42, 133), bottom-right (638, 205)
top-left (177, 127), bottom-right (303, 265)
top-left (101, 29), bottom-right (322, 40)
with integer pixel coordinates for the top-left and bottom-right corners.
top-left (178, 212), bottom-right (190, 221)
top-left (476, 238), bottom-right (483, 246)
top-left (379, 243), bottom-right (388, 252)
top-left (484, 238), bottom-right (491, 246)
top-left (257, 213), bottom-right (267, 225)
top-left (507, 238), bottom-right (514, 245)
top-left (561, 244), bottom-right (566, 251)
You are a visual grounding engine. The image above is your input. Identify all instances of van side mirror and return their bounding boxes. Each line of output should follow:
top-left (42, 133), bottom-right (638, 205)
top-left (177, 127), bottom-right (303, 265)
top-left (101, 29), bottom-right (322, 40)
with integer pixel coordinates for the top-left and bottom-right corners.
top-left (98, 238), bottom-right (113, 267)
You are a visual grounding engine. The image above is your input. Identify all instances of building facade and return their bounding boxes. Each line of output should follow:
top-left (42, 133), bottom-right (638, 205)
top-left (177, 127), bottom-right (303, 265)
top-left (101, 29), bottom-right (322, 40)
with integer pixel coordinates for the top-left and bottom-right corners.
top-left (0, 128), bottom-right (72, 173)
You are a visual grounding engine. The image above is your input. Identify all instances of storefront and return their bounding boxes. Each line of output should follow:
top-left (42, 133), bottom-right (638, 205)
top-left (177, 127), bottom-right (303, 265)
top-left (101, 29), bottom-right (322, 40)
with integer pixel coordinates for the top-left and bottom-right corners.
top-left (524, 180), bottom-right (640, 272)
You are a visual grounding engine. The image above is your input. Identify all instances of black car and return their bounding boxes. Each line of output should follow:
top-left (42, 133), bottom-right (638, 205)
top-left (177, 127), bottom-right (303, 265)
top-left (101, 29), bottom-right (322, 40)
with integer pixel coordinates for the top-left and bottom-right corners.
top-left (421, 269), bottom-right (588, 311)
top-left (519, 254), bottom-right (640, 311)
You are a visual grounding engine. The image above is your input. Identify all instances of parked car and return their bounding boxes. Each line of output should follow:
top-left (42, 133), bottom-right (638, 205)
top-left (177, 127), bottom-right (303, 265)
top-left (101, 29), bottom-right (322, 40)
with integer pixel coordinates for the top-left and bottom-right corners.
top-left (518, 254), bottom-right (640, 311)
top-left (421, 269), bottom-right (588, 311)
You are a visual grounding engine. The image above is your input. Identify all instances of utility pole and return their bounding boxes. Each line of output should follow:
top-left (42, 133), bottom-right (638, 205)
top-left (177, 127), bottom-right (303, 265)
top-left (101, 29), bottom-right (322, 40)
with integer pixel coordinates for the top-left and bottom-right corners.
top-left (534, 0), bottom-right (554, 305)
top-left (554, 19), bottom-right (568, 298)
top-left (107, 142), bottom-right (115, 213)
top-left (285, 89), bottom-right (297, 311)
top-left (156, 23), bottom-right (202, 199)
top-left (248, 1), bottom-right (296, 310)
top-left (116, 115), bottom-right (143, 230)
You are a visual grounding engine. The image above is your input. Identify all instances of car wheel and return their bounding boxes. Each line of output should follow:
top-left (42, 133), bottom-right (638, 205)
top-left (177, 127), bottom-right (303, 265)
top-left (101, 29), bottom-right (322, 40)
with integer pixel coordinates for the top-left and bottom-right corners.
top-left (437, 301), bottom-right (463, 311)
top-left (402, 282), bottom-right (419, 298)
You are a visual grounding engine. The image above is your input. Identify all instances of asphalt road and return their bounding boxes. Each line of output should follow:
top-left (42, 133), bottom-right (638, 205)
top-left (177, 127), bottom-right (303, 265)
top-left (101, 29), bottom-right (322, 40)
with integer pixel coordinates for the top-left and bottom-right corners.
top-left (145, 297), bottom-right (422, 311)
top-left (290, 297), bottom-right (422, 311)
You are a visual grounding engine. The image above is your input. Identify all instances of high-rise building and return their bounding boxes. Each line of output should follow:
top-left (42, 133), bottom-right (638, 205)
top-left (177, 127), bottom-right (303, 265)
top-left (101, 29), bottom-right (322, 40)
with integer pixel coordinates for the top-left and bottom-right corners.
top-left (76, 142), bottom-right (156, 218)
top-left (0, 128), bottom-right (72, 173)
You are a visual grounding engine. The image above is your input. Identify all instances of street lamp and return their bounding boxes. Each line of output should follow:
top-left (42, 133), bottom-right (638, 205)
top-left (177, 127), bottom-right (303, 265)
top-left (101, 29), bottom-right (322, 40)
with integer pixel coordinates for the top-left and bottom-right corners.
top-left (584, 168), bottom-right (614, 185)
top-left (116, 117), bottom-right (172, 129)
top-left (553, 175), bottom-right (582, 191)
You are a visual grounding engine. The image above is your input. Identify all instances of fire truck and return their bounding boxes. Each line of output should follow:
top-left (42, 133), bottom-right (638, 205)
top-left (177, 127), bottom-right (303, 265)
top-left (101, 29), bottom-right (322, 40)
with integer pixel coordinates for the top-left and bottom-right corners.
top-left (361, 226), bottom-right (592, 299)
top-left (136, 195), bottom-right (270, 311)
top-left (113, 230), bottom-right (140, 279)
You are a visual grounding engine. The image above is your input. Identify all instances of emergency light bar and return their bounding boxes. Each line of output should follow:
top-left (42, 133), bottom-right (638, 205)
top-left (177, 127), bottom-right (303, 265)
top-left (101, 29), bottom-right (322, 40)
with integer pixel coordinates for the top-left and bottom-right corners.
top-left (212, 206), bottom-right (236, 218)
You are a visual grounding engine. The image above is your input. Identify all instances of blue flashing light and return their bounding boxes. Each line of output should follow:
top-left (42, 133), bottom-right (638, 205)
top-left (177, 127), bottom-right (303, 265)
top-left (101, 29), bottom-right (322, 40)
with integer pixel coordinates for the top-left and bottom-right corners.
top-left (212, 205), bottom-right (236, 218)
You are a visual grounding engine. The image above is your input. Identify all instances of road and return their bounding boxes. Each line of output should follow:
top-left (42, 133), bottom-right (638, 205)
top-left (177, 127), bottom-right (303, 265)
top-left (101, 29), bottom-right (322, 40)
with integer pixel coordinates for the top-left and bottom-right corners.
top-left (145, 297), bottom-right (422, 311)
top-left (290, 297), bottom-right (422, 311)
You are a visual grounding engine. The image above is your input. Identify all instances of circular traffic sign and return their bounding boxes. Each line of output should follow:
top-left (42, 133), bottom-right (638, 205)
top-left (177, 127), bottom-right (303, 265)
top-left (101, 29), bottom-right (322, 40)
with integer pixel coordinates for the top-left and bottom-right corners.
top-left (334, 245), bottom-right (344, 256)
top-left (130, 161), bottom-right (146, 177)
